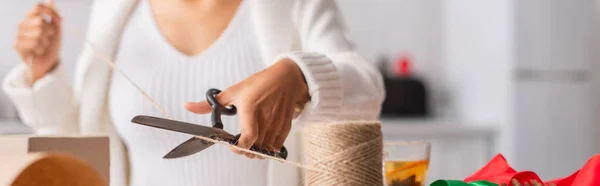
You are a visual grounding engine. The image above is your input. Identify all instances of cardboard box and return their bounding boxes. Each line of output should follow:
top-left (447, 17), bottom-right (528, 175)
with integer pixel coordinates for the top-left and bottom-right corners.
top-left (0, 153), bottom-right (106, 186)
top-left (0, 135), bottom-right (110, 184)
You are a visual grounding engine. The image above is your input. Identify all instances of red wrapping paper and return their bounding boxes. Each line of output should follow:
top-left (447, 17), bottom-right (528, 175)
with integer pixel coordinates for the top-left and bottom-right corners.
top-left (464, 153), bottom-right (600, 186)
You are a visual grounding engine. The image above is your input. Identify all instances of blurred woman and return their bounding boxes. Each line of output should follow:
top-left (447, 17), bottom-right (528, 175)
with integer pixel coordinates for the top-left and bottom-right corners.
top-left (3, 0), bottom-right (384, 186)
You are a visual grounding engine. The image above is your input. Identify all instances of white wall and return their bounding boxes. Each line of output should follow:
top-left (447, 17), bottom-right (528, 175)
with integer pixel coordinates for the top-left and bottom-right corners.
top-left (441, 0), bottom-right (515, 161)
top-left (336, 0), bottom-right (446, 116)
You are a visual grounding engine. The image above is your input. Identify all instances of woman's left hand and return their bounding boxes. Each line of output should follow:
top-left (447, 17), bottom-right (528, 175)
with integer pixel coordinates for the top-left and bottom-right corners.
top-left (185, 59), bottom-right (310, 159)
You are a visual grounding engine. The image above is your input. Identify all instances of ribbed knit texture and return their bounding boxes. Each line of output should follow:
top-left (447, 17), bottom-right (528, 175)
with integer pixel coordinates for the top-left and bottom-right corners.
top-left (275, 52), bottom-right (342, 123)
top-left (108, 1), bottom-right (268, 186)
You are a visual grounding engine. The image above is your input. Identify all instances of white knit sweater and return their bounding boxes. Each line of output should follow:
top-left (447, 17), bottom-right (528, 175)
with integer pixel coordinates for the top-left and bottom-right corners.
top-left (2, 1), bottom-right (385, 186)
top-left (109, 1), bottom-right (268, 185)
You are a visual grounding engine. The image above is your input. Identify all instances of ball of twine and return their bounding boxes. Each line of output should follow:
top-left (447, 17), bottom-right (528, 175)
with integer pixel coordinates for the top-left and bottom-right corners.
top-left (304, 121), bottom-right (383, 186)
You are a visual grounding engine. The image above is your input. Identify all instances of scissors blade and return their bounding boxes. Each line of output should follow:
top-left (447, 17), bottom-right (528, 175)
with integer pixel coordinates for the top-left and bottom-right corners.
top-left (131, 115), bottom-right (221, 137)
top-left (163, 137), bottom-right (214, 159)
top-left (131, 115), bottom-right (236, 159)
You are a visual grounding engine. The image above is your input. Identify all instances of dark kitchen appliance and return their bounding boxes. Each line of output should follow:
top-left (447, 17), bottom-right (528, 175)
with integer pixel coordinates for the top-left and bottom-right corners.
top-left (379, 56), bottom-right (429, 117)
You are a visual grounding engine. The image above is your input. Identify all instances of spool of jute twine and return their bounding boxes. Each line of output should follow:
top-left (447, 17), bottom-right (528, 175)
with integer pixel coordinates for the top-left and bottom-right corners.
top-left (304, 121), bottom-right (384, 186)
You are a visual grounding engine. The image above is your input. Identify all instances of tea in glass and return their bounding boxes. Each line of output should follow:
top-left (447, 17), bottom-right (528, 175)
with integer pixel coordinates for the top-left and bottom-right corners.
top-left (383, 141), bottom-right (431, 186)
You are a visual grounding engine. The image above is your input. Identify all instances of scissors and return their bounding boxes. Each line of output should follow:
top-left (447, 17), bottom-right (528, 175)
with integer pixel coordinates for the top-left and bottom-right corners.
top-left (131, 88), bottom-right (288, 159)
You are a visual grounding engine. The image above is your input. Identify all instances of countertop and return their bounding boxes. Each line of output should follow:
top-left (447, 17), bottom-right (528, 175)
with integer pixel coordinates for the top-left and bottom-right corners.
top-left (380, 118), bottom-right (498, 138)
top-left (0, 117), bottom-right (499, 137)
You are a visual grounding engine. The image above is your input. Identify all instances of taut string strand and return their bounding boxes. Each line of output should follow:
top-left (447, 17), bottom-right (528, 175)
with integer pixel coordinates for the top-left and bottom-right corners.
top-left (53, 7), bottom-right (384, 186)
top-left (64, 24), bottom-right (362, 180)
top-left (74, 28), bottom-right (385, 185)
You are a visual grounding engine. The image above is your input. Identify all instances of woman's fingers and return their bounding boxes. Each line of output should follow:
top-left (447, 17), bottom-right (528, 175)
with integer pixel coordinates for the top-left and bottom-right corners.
top-left (185, 59), bottom-right (308, 160)
top-left (185, 101), bottom-right (212, 114)
top-left (253, 121), bottom-right (267, 150)
top-left (252, 115), bottom-right (272, 160)
top-left (47, 0), bottom-right (55, 7)
top-left (253, 106), bottom-right (276, 148)
top-left (234, 105), bottom-right (259, 155)
top-left (18, 18), bottom-right (48, 39)
top-left (272, 123), bottom-right (291, 156)
top-left (14, 39), bottom-right (36, 53)
top-left (26, 3), bottom-right (61, 22)
top-left (12, 2), bottom-right (62, 83)
top-left (34, 47), bottom-right (45, 56)
top-left (16, 13), bottom-right (56, 58)
top-left (39, 36), bottom-right (51, 48)
top-left (272, 106), bottom-right (294, 152)
top-left (25, 4), bottom-right (44, 18)
top-left (261, 105), bottom-right (288, 151)
top-left (19, 17), bottom-right (43, 30)
top-left (185, 90), bottom-right (234, 114)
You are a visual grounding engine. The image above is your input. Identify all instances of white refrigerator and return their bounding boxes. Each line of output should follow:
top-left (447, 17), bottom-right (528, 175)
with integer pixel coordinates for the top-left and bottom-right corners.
top-left (513, 0), bottom-right (600, 180)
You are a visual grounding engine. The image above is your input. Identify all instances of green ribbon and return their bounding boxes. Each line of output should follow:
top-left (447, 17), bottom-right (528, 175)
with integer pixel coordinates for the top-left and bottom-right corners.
top-left (430, 180), bottom-right (499, 186)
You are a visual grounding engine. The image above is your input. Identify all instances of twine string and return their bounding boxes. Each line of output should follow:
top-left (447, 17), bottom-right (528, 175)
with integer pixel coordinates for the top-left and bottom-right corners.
top-left (58, 6), bottom-right (385, 185)
top-left (304, 122), bottom-right (384, 186)
top-left (64, 24), bottom-right (341, 176)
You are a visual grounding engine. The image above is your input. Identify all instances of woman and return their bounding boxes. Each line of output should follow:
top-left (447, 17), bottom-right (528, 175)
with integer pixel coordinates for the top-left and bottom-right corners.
top-left (3, 0), bottom-right (384, 186)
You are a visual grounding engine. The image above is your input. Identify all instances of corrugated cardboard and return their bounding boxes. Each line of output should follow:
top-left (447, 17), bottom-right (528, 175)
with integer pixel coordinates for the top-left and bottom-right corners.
top-left (0, 135), bottom-right (109, 184)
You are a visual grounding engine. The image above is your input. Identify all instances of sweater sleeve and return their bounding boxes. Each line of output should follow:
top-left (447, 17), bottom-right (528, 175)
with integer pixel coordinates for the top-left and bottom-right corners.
top-left (2, 63), bottom-right (79, 134)
top-left (279, 0), bottom-right (385, 124)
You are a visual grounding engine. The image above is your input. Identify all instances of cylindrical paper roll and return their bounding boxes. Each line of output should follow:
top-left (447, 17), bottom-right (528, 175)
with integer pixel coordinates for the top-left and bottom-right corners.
top-left (0, 153), bottom-right (106, 186)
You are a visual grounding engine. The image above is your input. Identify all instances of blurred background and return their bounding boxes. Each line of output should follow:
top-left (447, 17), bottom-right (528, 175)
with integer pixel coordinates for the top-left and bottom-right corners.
top-left (0, 0), bottom-right (599, 184)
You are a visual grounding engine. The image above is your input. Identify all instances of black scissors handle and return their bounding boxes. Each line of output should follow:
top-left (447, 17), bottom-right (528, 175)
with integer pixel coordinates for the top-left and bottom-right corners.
top-left (207, 88), bottom-right (288, 159)
top-left (207, 89), bottom-right (237, 129)
top-left (231, 134), bottom-right (289, 159)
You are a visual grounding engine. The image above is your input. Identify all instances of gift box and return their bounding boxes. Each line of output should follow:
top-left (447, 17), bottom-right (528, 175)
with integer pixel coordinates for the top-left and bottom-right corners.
top-left (0, 135), bottom-right (110, 184)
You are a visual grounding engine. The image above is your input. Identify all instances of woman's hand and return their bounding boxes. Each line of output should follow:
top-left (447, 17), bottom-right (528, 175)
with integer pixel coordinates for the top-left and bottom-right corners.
top-left (14, 0), bottom-right (62, 83)
top-left (185, 59), bottom-right (310, 158)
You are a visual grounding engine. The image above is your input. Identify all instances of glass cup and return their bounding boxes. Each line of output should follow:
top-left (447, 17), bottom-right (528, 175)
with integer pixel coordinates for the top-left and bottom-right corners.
top-left (383, 141), bottom-right (431, 186)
